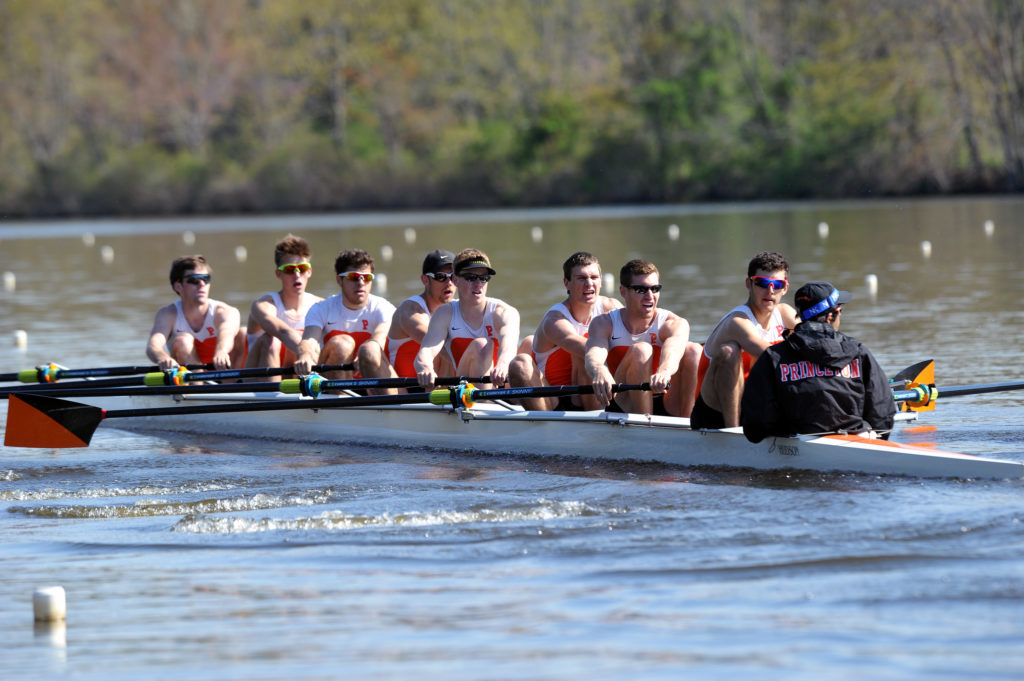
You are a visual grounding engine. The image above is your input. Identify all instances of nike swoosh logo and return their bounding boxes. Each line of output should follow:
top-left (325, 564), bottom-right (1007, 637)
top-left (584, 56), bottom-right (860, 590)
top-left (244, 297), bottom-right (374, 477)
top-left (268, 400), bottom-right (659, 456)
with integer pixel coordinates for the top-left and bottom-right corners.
top-left (451, 327), bottom-right (462, 331)
top-left (325, 321), bottom-right (336, 326)
top-left (610, 335), bottom-right (621, 340)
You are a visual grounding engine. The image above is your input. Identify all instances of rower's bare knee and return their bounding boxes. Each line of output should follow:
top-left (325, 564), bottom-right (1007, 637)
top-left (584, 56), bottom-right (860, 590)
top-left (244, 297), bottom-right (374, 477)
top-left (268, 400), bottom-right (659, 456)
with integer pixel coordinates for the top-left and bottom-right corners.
top-left (509, 353), bottom-right (538, 387)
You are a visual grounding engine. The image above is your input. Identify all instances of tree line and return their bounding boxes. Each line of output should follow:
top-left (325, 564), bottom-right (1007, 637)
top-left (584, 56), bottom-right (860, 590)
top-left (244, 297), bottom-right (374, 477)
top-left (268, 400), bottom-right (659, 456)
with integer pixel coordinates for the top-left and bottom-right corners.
top-left (1, 0), bottom-right (1022, 217)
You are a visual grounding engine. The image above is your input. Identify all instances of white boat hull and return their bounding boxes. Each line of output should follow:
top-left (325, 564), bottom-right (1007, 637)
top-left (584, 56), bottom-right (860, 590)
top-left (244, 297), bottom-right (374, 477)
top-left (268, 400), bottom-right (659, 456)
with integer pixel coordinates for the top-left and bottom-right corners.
top-left (81, 392), bottom-right (1024, 480)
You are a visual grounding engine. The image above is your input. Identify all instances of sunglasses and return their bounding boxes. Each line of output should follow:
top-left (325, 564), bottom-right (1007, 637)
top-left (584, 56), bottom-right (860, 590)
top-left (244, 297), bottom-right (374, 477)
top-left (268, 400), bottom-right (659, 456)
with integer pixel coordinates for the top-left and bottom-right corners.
top-left (184, 273), bottom-right (211, 285)
top-left (339, 271), bottom-right (374, 283)
top-left (751, 276), bottom-right (788, 290)
top-left (459, 273), bottom-right (491, 283)
top-left (427, 272), bottom-right (454, 282)
top-left (277, 262), bottom-right (312, 275)
top-left (628, 284), bottom-right (662, 295)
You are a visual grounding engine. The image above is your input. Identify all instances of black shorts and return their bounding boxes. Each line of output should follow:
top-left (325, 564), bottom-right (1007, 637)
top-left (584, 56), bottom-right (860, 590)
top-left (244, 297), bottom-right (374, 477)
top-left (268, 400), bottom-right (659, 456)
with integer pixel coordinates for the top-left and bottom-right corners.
top-left (604, 393), bottom-right (670, 417)
top-left (689, 393), bottom-right (726, 430)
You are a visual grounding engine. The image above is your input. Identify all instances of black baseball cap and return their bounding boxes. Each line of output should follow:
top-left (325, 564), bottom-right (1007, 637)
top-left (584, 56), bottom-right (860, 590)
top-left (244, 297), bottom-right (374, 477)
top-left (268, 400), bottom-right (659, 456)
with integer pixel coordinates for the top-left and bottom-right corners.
top-left (422, 249), bottom-right (455, 274)
top-left (795, 281), bottom-right (852, 321)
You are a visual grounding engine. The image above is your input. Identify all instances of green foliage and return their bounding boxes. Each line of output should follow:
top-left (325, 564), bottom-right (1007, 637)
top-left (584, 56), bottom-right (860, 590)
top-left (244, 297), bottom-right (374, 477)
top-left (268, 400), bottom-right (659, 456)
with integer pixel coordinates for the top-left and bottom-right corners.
top-left (0, 0), bottom-right (1020, 215)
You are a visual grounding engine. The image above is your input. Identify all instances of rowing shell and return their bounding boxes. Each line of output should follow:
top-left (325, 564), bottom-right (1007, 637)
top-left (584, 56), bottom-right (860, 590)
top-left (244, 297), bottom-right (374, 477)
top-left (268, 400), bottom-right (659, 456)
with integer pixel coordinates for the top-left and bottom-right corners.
top-left (68, 392), bottom-right (1023, 479)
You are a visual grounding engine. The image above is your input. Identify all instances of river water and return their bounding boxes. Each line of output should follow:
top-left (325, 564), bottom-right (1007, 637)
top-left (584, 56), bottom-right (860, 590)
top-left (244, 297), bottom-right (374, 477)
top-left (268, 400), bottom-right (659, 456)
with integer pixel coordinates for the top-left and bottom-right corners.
top-left (1, 198), bottom-right (1023, 680)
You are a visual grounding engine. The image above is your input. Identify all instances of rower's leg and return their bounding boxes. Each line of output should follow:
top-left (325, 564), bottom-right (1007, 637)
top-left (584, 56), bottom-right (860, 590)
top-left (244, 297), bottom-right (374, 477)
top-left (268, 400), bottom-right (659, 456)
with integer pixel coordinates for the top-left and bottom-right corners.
top-left (572, 355), bottom-right (600, 410)
top-left (320, 335), bottom-right (357, 379)
top-left (170, 334), bottom-right (201, 367)
top-left (613, 344), bottom-right (654, 414)
top-left (357, 341), bottom-right (398, 394)
top-left (244, 333), bottom-right (282, 382)
top-left (704, 342), bottom-right (743, 427)
top-left (229, 329), bottom-right (248, 369)
top-left (456, 338), bottom-right (497, 386)
top-left (508, 353), bottom-right (556, 410)
top-left (665, 341), bottom-right (702, 417)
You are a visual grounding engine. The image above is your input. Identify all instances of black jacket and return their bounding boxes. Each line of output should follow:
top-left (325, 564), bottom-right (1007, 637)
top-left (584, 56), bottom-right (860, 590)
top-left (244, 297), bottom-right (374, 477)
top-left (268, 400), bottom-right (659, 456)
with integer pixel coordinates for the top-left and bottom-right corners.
top-left (741, 321), bottom-right (896, 443)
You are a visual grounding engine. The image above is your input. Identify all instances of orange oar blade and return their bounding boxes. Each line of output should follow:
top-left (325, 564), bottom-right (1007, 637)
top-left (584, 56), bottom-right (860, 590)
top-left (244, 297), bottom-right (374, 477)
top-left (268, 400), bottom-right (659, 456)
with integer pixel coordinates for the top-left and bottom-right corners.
top-left (4, 393), bottom-right (104, 448)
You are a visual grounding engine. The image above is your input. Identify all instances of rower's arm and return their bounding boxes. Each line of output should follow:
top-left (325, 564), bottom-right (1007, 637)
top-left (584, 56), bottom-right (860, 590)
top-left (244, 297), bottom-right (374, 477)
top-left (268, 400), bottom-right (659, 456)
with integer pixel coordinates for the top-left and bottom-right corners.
top-left (294, 325), bottom-right (324, 376)
top-left (653, 314), bottom-right (690, 392)
top-left (584, 314), bottom-right (615, 405)
top-left (250, 297), bottom-right (303, 354)
top-left (211, 304), bottom-right (242, 369)
top-left (146, 305), bottom-right (178, 370)
top-left (392, 300), bottom-right (431, 343)
top-left (491, 303), bottom-right (521, 385)
top-left (543, 314), bottom-right (588, 357)
top-left (414, 304), bottom-right (453, 388)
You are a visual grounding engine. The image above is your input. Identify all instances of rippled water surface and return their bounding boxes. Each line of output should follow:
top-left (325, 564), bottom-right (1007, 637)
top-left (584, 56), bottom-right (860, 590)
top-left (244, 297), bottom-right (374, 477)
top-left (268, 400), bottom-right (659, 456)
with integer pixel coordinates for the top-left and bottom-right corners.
top-left (2, 199), bottom-right (1023, 680)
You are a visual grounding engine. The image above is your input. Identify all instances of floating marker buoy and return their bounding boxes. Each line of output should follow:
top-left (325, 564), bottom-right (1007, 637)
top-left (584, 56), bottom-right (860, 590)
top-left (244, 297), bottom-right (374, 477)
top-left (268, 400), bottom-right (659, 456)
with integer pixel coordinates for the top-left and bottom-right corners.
top-left (984, 220), bottom-right (995, 237)
top-left (375, 273), bottom-right (388, 294)
top-left (100, 245), bottom-right (115, 263)
top-left (530, 226), bottom-right (543, 243)
top-left (818, 222), bottom-right (829, 239)
top-left (33, 586), bottom-right (66, 622)
top-left (603, 272), bottom-right (615, 294)
top-left (865, 274), bottom-right (878, 300)
top-left (380, 245), bottom-right (394, 262)
top-left (667, 224), bottom-right (680, 241)
top-left (14, 329), bottom-right (28, 349)
top-left (921, 241), bottom-right (932, 259)
top-left (234, 246), bottom-right (247, 263)
top-left (3, 271), bottom-right (15, 291)
top-left (182, 230), bottom-right (196, 246)
top-left (403, 228), bottom-right (416, 245)
top-left (82, 232), bottom-right (95, 246)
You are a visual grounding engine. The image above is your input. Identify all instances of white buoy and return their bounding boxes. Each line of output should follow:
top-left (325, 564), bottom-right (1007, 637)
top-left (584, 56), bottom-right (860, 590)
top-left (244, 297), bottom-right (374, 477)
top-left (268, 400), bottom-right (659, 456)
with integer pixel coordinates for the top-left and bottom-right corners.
top-left (33, 586), bottom-right (66, 622)
top-left (380, 245), bottom-right (394, 262)
top-left (667, 224), bottom-right (680, 241)
top-left (403, 228), bottom-right (416, 245)
top-left (14, 329), bottom-right (28, 349)
top-left (921, 240), bottom-right (932, 259)
top-left (865, 274), bottom-right (878, 300)
top-left (603, 272), bottom-right (615, 294)
top-left (100, 245), bottom-right (115, 264)
top-left (182, 230), bottom-right (196, 246)
top-left (817, 222), bottom-right (829, 239)
top-left (81, 232), bottom-right (95, 246)
top-left (234, 246), bottom-right (248, 263)
top-left (3, 271), bottom-right (15, 291)
top-left (374, 272), bottom-right (388, 294)
top-left (530, 226), bottom-right (543, 243)
top-left (984, 219), bottom-right (995, 237)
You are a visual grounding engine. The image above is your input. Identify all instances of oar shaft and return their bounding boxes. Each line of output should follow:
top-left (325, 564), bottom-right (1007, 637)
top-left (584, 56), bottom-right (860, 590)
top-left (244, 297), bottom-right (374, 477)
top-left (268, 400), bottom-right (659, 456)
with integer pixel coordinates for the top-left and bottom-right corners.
top-left (0, 363), bottom-right (214, 383)
top-left (936, 381), bottom-right (1024, 398)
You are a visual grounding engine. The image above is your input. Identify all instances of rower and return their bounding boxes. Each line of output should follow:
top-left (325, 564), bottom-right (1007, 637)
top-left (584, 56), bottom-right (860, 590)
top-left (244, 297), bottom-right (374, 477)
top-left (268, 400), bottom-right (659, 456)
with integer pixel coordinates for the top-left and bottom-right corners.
top-left (385, 249), bottom-right (458, 390)
top-left (584, 258), bottom-right (701, 417)
top-left (243, 234), bottom-right (323, 381)
top-left (508, 251), bottom-right (622, 410)
top-left (294, 248), bottom-right (395, 380)
top-left (146, 255), bottom-right (246, 371)
top-left (741, 281), bottom-right (896, 442)
top-left (413, 249), bottom-right (521, 390)
top-left (691, 251), bottom-right (799, 429)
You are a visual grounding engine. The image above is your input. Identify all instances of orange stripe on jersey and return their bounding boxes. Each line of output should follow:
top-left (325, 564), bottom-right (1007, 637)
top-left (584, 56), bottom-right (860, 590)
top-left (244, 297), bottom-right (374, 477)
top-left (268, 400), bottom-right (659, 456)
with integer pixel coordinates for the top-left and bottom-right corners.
top-left (450, 337), bottom-right (498, 367)
top-left (195, 337), bottom-right (218, 364)
top-left (324, 329), bottom-right (371, 349)
top-left (608, 345), bottom-right (661, 376)
top-left (392, 339), bottom-right (420, 378)
top-left (542, 347), bottom-right (573, 386)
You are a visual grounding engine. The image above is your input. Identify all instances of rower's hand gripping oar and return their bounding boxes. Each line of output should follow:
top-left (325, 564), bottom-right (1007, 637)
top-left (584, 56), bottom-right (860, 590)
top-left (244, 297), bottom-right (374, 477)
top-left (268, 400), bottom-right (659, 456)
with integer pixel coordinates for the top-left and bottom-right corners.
top-left (3, 382), bottom-right (651, 448)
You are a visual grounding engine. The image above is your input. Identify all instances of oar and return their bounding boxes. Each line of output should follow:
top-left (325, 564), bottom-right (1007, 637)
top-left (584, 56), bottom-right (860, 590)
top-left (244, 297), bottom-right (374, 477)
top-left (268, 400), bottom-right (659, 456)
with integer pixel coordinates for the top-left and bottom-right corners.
top-left (893, 379), bottom-right (1024, 403)
top-left (0, 362), bottom-right (213, 384)
top-left (7, 375), bottom-right (492, 399)
top-left (4, 383), bottom-right (651, 448)
top-left (0, 364), bottom-right (356, 397)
